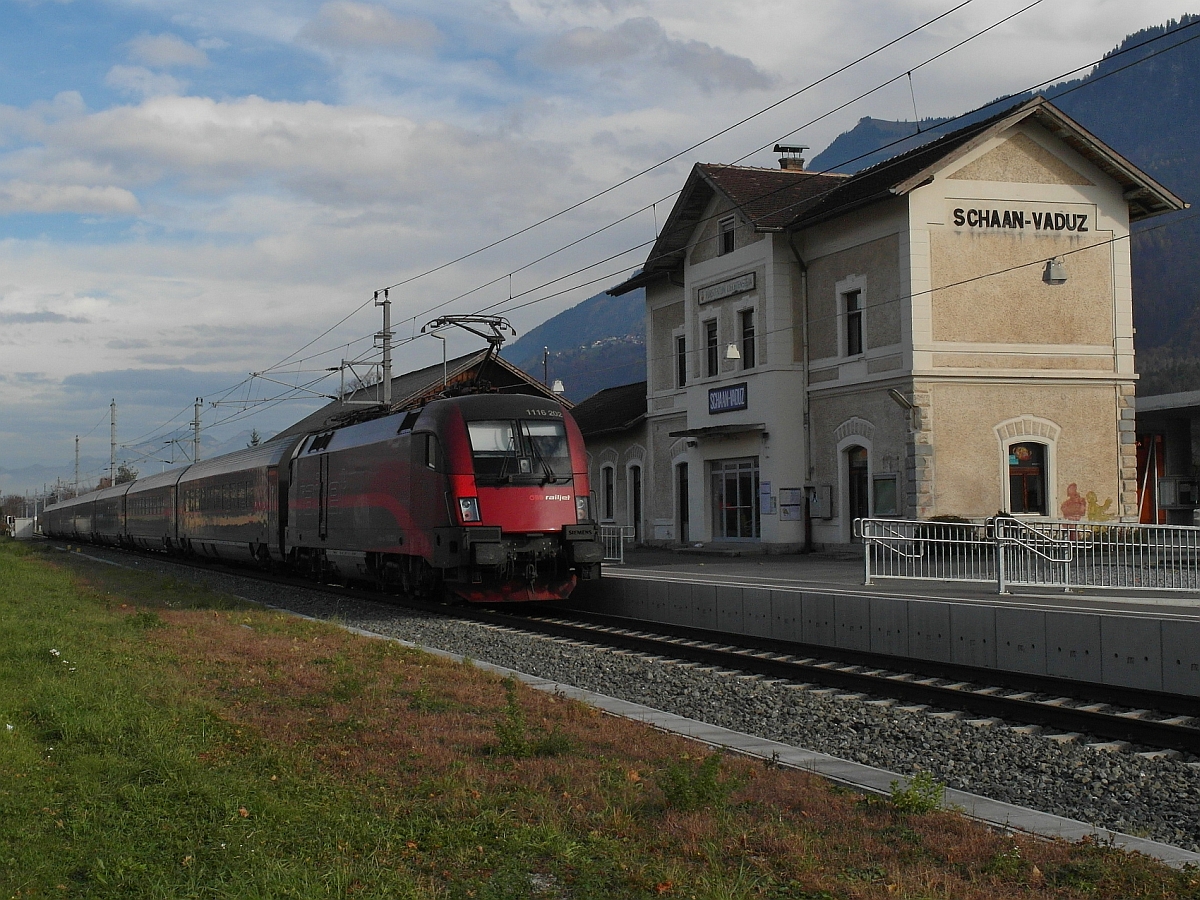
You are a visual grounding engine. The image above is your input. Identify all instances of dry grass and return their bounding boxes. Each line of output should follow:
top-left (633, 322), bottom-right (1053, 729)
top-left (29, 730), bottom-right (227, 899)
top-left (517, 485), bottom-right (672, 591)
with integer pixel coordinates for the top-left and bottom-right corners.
top-left (148, 603), bottom-right (1199, 899)
top-left (9, 541), bottom-right (1200, 899)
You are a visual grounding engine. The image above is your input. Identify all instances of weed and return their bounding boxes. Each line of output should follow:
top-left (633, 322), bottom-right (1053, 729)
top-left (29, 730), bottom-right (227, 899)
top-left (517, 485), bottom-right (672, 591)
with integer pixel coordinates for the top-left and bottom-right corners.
top-left (839, 863), bottom-right (887, 883)
top-left (657, 753), bottom-right (737, 812)
top-left (493, 678), bottom-right (532, 757)
top-left (407, 683), bottom-right (451, 713)
top-left (129, 610), bottom-right (165, 630)
top-left (982, 842), bottom-right (1027, 879)
top-left (889, 770), bottom-right (944, 815)
top-left (488, 679), bottom-right (576, 758)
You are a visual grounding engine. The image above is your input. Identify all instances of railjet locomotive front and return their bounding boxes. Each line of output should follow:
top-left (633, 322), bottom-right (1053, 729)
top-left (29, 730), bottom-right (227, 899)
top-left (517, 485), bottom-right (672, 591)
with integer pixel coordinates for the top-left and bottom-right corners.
top-left (43, 393), bottom-right (603, 603)
top-left (289, 393), bottom-right (603, 602)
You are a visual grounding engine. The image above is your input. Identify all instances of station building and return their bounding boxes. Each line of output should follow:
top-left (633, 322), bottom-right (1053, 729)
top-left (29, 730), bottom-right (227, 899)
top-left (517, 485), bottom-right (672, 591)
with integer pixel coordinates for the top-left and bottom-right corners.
top-left (604, 97), bottom-right (1185, 549)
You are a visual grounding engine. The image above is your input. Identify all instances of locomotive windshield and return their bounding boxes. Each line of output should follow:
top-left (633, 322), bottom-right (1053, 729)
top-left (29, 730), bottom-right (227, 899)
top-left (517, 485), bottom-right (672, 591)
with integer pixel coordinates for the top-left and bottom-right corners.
top-left (467, 419), bottom-right (571, 485)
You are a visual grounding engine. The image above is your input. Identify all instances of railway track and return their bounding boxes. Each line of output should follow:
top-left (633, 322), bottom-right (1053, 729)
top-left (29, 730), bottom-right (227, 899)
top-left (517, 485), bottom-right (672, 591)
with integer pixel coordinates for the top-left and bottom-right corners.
top-left (54, 541), bottom-right (1200, 757)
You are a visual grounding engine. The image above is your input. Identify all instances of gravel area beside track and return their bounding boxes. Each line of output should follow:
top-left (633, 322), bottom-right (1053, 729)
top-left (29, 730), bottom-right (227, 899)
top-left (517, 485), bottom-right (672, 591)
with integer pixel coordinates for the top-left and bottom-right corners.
top-left (65, 547), bottom-right (1200, 852)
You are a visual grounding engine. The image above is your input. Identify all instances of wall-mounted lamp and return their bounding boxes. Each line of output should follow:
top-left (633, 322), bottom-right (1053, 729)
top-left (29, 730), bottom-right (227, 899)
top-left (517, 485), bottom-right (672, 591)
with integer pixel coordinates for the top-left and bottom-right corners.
top-left (725, 343), bottom-right (741, 360)
top-left (887, 388), bottom-right (914, 410)
top-left (551, 379), bottom-right (565, 395)
top-left (1043, 257), bottom-right (1068, 285)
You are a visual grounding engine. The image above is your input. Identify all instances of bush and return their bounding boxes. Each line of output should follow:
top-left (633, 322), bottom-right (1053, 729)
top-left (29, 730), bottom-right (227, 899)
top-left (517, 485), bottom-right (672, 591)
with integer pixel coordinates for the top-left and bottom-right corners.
top-left (889, 770), bottom-right (944, 814)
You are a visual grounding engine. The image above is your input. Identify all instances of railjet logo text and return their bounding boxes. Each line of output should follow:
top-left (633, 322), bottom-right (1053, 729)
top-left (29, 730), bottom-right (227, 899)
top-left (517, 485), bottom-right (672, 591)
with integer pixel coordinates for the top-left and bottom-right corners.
top-left (952, 207), bottom-right (1089, 232)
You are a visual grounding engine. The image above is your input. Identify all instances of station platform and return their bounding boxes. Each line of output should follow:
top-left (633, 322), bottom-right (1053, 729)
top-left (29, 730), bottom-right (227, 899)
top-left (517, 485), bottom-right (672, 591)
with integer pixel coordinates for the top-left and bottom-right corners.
top-left (568, 548), bottom-right (1200, 698)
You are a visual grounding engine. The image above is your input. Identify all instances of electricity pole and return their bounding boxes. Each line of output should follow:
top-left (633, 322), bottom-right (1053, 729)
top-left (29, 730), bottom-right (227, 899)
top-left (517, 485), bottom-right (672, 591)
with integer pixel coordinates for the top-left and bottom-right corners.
top-left (375, 290), bottom-right (392, 407)
top-left (193, 398), bottom-right (202, 463)
top-left (74, 435), bottom-right (80, 496)
top-left (109, 399), bottom-right (116, 486)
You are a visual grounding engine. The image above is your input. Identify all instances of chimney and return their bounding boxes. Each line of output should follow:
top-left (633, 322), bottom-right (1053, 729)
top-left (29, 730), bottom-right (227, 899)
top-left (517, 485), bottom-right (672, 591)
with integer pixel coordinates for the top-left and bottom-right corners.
top-left (774, 144), bottom-right (808, 171)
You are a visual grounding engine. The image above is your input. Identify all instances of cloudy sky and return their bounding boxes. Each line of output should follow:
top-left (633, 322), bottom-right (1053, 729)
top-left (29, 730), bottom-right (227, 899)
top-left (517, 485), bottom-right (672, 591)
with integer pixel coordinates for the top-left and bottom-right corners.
top-left (0, 0), bottom-right (1192, 489)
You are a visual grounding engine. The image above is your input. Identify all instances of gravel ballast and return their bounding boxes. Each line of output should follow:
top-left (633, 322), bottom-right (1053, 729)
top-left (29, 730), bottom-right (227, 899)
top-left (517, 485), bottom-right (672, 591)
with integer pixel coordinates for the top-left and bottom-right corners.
top-left (65, 547), bottom-right (1200, 853)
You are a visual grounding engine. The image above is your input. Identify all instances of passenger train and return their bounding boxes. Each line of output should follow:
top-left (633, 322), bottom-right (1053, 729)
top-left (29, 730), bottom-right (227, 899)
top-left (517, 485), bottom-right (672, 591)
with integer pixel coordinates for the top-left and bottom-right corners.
top-left (42, 393), bottom-right (604, 603)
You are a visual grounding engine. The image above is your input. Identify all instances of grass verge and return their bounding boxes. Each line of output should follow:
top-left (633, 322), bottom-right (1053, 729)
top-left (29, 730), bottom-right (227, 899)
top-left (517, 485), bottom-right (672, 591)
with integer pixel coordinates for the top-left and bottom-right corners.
top-left (2, 537), bottom-right (1198, 898)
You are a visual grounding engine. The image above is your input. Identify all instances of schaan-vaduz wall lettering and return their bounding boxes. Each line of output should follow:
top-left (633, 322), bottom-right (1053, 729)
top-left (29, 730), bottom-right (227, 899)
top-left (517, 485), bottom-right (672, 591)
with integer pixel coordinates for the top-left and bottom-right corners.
top-left (950, 206), bottom-right (1090, 232)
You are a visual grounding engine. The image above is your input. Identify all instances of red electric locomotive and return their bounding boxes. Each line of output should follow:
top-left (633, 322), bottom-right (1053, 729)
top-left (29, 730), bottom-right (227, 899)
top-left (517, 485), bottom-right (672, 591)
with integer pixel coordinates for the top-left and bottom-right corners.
top-left (42, 392), bottom-right (603, 604)
top-left (288, 392), bottom-right (602, 602)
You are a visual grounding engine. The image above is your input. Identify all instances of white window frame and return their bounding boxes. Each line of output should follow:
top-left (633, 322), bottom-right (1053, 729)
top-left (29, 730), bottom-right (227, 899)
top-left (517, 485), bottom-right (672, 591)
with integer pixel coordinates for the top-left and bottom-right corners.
top-left (994, 416), bottom-right (1060, 518)
top-left (673, 327), bottom-right (687, 389)
top-left (738, 303), bottom-right (757, 370)
top-left (703, 318), bottom-right (719, 379)
top-left (718, 216), bottom-right (736, 256)
top-left (836, 275), bottom-right (867, 360)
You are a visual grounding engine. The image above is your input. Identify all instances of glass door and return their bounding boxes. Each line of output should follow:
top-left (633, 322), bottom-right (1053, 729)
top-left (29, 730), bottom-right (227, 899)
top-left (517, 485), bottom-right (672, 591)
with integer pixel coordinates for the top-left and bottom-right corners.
top-left (711, 458), bottom-right (760, 540)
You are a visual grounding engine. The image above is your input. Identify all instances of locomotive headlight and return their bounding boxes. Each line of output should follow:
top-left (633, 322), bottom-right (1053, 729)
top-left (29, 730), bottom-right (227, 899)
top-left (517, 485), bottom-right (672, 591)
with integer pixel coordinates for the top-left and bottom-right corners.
top-left (575, 495), bottom-right (591, 522)
top-left (458, 497), bottom-right (481, 523)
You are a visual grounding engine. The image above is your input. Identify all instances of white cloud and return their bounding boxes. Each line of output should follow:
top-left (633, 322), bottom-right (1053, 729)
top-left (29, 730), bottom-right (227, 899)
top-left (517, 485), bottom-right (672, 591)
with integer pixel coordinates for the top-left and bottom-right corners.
top-left (104, 65), bottom-right (185, 98)
top-left (127, 33), bottom-right (210, 68)
top-left (298, 2), bottom-right (442, 52)
top-left (535, 17), bottom-right (773, 93)
top-left (0, 181), bottom-right (140, 215)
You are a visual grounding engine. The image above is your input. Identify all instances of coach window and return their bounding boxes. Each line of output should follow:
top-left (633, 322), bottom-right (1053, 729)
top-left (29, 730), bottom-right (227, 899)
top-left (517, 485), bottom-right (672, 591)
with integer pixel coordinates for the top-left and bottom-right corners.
top-left (705, 320), bottom-right (718, 377)
top-left (718, 217), bottom-right (736, 255)
top-left (676, 334), bottom-right (687, 388)
top-left (843, 290), bottom-right (863, 357)
top-left (601, 465), bottom-right (616, 521)
top-left (740, 308), bottom-right (755, 369)
top-left (1008, 442), bottom-right (1047, 515)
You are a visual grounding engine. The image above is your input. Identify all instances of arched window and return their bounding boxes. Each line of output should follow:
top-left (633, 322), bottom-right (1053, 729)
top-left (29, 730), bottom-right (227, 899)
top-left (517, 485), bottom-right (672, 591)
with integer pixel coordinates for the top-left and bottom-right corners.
top-left (601, 465), bottom-right (615, 521)
top-left (1007, 441), bottom-right (1047, 515)
top-left (994, 416), bottom-right (1059, 516)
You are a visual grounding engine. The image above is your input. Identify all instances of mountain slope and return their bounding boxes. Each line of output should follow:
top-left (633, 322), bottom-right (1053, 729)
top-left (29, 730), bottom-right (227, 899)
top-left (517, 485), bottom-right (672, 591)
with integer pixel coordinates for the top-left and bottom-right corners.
top-left (501, 288), bottom-right (645, 402)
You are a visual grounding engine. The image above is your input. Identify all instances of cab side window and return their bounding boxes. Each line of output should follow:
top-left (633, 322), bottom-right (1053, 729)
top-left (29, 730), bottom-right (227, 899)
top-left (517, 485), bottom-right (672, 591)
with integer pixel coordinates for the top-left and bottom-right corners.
top-left (424, 434), bottom-right (441, 470)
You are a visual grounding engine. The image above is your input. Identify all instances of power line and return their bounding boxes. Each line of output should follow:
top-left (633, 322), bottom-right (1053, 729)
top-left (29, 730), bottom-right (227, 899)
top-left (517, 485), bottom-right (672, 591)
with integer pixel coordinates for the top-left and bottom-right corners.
top-left (88, 12), bottom-right (1200, 456)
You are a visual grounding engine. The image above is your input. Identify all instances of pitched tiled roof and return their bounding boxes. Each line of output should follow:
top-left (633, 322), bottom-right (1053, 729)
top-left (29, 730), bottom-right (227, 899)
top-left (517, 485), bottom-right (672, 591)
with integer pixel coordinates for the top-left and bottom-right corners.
top-left (699, 165), bottom-right (845, 229)
top-left (610, 97), bottom-right (1186, 296)
top-left (570, 381), bottom-right (647, 438)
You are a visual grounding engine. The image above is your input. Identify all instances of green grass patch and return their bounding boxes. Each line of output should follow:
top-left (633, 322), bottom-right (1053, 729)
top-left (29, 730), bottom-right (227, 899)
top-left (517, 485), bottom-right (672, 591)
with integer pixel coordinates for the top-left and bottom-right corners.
top-left (3, 538), bottom-right (1199, 899)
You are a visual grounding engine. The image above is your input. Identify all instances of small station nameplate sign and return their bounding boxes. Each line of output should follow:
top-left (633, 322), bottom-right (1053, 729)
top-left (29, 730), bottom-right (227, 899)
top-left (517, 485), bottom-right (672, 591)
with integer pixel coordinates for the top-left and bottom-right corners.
top-left (698, 272), bottom-right (755, 304)
top-left (709, 382), bottom-right (748, 414)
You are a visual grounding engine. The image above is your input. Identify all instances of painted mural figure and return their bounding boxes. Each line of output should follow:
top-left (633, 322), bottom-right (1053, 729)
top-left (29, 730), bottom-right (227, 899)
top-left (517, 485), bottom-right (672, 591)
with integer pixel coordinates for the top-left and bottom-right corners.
top-left (1060, 483), bottom-right (1087, 520)
top-left (1086, 491), bottom-right (1117, 522)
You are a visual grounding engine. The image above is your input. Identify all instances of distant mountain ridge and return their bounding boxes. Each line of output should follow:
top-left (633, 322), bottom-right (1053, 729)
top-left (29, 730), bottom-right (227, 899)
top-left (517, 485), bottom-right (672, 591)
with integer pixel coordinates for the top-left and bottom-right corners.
top-left (501, 288), bottom-right (645, 402)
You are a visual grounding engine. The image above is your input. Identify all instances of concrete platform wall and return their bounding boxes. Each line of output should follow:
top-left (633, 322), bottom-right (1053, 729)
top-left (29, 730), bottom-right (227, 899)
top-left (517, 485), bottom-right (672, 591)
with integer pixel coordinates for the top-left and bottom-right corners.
top-left (570, 578), bottom-right (1200, 698)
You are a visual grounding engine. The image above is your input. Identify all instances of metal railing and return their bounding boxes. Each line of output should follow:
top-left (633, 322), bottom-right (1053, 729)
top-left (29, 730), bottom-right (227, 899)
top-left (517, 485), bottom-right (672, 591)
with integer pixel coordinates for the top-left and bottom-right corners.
top-left (855, 516), bottom-right (1200, 594)
top-left (600, 525), bottom-right (636, 564)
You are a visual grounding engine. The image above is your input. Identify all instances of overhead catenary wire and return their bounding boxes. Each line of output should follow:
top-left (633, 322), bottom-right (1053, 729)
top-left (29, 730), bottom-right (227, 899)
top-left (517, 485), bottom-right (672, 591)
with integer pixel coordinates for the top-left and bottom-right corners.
top-left (83, 13), bottom-right (1199, 468)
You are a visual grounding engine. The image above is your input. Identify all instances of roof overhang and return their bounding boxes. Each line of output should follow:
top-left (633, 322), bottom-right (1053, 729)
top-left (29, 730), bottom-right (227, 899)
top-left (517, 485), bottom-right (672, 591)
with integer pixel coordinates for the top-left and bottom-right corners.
top-left (668, 422), bottom-right (767, 439)
top-left (888, 97), bottom-right (1187, 221)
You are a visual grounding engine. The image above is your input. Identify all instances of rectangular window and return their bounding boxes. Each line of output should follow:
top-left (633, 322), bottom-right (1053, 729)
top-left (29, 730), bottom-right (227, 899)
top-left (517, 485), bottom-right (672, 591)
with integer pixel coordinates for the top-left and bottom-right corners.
top-left (676, 335), bottom-right (687, 388)
top-left (844, 290), bottom-right (863, 356)
top-left (740, 309), bottom-right (755, 369)
top-left (719, 217), bottom-right (735, 255)
top-left (602, 467), bottom-right (615, 520)
top-left (705, 320), bottom-right (718, 377)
